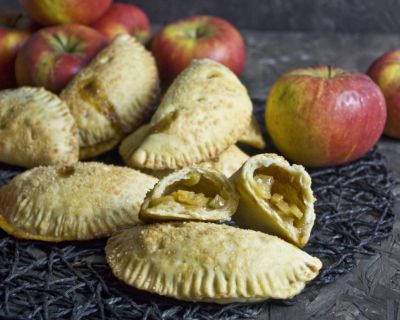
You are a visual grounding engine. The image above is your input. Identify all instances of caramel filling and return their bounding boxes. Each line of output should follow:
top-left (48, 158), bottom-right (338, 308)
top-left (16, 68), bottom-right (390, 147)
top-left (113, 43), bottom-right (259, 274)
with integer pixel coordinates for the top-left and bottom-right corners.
top-left (149, 172), bottom-right (225, 212)
top-left (253, 167), bottom-right (305, 223)
top-left (149, 111), bottom-right (178, 134)
top-left (79, 78), bottom-right (130, 134)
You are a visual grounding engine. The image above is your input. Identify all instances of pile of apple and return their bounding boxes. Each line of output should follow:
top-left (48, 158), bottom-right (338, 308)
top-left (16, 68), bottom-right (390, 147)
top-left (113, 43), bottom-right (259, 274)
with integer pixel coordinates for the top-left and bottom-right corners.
top-left (0, 0), bottom-right (245, 93)
top-left (1, 0), bottom-right (399, 168)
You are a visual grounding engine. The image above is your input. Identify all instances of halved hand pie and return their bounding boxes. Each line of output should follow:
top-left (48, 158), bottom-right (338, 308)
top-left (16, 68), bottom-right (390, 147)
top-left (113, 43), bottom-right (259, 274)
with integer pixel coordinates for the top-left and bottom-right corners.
top-left (231, 153), bottom-right (315, 248)
top-left (106, 222), bottom-right (322, 303)
top-left (0, 162), bottom-right (157, 241)
top-left (61, 34), bottom-right (159, 159)
top-left (140, 167), bottom-right (238, 222)
top-left (238, 116), bottom-right (266, 149)
top-left (0, 87), bottom-right (78, 168)
top-left (120, 59), bottom-right (252, 169)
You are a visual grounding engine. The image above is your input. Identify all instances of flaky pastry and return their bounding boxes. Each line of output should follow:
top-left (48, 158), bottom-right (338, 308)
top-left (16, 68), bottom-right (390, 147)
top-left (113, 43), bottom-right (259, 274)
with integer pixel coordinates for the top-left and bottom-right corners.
top-left (0, 87), bottom-right (78, 168)
top-left (61, 34), bottom-right (159, 159)
top-left (119, 59), bottom-right (252, 169)
top-left (0, 162), bottom-right (157, 241)
top-left (106, 222), bottom-right (322, 303)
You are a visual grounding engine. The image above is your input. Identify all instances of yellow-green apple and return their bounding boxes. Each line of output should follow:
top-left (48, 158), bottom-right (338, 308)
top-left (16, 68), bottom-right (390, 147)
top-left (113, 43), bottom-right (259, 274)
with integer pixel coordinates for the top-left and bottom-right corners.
top-left (92, 3), bottom-right (151, 44)
top-left (20, 0), bottom-right (112, 26)
top-left (15, 24), bottom-right (107, 93)
top-left (0, 12), bottom-right (33, 89)
top-left (367, 50), bottom-right (400, 139)
top-left (151, 15), bottom-right (245, 85)
top-left (266, 66), bottom-right (387, 167)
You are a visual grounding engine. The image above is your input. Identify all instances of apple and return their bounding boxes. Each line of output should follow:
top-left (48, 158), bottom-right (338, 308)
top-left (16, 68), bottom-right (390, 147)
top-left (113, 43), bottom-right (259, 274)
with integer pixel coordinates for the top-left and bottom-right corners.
top-left (0, 12), bottom-right (32, 89)
top-left (367, 50), bottom-right (400, 139)
top-left (15, 24), bottom-right (107, 93)
top-left (266, 66), bottom-right (387, 167)
top-left (20, 0), bottom-right (112, 26)
top-left (92, 3), bottom-right (151, 44)
top-left (151, 15), bottom-right (245, 85)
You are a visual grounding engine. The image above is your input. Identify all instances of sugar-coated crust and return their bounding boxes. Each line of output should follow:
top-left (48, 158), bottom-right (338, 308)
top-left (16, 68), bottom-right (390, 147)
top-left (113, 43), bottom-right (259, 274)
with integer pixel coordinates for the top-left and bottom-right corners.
top-left (0, 162), bottom-right (158, 241)
top-left (61, 34), bottom-right (159, 159)
top-left (139, 167), bottom-right (239, 222)
top-left (122, 59), bottom-right (252, 169)
top-left (0, 87), bottom-right (79, 168)
top-left (106, 222), bottom-right (322, 303)
top-left (231, 153), bottom-right (315, 248)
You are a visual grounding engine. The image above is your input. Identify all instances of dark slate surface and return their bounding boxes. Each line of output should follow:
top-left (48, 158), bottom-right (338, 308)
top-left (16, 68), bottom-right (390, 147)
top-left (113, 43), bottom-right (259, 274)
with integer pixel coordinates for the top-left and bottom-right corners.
top-left (3, 0), bottom-right (400, 33)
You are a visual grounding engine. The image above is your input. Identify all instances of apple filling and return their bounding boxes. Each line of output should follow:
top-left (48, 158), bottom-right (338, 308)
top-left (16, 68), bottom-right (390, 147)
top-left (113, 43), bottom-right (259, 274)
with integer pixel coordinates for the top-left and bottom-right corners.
top-left (253, 165), bottom-right (306, 224)
top-left (148, 172), bottom-right (226, 212)
top-left (79, 78), bottom-right (129, 133)
top-left (149, 111), bottom-right (178, 134)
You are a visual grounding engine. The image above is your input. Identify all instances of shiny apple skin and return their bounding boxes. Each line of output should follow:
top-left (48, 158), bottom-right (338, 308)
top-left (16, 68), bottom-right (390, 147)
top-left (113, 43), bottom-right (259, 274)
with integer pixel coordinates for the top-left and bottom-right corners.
top-left (152, 15), bottom-right (245, 85)
top-left (92, 3), bottom-right (151, 44)
top-left (20, 0), bottom-right (112, 26)
top-left (266, 66), bottom-right (387, 167)
top-left (15, 24), bottom-right (107, 93)
top-left (0, 12), bottom-right (33, 89)
top-left (368, 50), bottom-right (400, 139)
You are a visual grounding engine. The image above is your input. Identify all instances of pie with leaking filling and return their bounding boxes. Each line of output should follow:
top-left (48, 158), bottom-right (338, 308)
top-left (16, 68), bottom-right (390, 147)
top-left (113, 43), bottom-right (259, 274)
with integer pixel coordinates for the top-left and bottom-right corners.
top-left (61, 34), bottom-right (159, 159)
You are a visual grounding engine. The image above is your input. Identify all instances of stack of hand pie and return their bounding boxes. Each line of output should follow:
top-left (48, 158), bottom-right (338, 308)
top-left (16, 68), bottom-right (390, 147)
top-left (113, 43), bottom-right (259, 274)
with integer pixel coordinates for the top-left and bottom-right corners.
top-left (0, 35), bottom-right (321, 304)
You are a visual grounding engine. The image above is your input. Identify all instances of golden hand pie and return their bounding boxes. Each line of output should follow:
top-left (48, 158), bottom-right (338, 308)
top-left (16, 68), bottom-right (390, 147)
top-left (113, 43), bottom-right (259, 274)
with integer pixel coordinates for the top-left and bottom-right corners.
top-left (231, 153), bottom-right (315, 248)
top-left (60, 34), bottom-right (159, 159)
top-left (238, 116), bottom-right (266, 149)
top-left (120, 127), bottom-right (249, 178)
top-left (106, 222), bottom-right (322, 303)
top-left (0, 87), bottom-right (78, 168)
top-left (0, 162), bottom-right (157, 242)
top-left (120, 59), bottom-right (252, 170)
top-left (140, 167), bottom-right (238, 222)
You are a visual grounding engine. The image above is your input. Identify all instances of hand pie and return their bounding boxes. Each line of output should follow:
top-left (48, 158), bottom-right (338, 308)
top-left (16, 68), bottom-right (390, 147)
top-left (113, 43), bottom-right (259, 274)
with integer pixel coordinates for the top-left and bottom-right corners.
top-left (140, 167), bottom-right (238, 222)
top-left (238, 116), bottom-right (266, 149)
top-left (61, 34), bottom-right (159, 159)
top-left (120, 128), bottom-right (249, 179)
top-left (0, 87), bottom-right (78, 168)
top-left (0, 162), bottom-right (157, 241)
top-left (106, 222), bottom-right (322, 303)
top-left (120, 59), bottom-right (252, 169)
top-left (231, 153), bottom-right (315, 248)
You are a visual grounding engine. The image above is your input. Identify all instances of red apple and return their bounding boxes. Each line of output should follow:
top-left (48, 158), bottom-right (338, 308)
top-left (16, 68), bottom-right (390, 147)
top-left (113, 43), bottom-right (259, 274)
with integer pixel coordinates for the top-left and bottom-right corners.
top-left (367, 50), bottom-right (400, 139)
top-left (0, 12), bottom-right (33, 89)
top-left (15, 24), bottom-right (107, 93)
top-left (20, 0), bottom-right (112, 26)
top-left (151, 15), bottom-right (245, 85)
top-left (266, 66), bottom-right (387, 167)
top-left (92, 3), bottom-right (151, 44)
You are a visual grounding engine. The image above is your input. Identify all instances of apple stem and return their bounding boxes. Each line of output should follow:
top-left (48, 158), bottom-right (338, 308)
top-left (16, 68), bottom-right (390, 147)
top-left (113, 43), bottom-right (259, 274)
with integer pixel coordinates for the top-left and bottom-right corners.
top-left (328, 65), bottom-right (332, 78)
